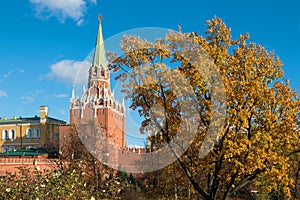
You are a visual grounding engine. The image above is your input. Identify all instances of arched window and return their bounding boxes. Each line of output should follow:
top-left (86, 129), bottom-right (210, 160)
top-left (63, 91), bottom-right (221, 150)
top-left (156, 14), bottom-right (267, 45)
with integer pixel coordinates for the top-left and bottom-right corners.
top-left (2, 130), bottom-right (9, 140)
top-left (34, 128), bottom-right (40, 138)
top-left (2, 146), bottom-right (8, 153)
top-left (26, 128), bottom-right (32, 138)
top-left (9, 129), bottom-right (15, 140)
top-left (101, 68), bottom-right (105, 76)
top-left (8, 146), bottom-right (14, 152)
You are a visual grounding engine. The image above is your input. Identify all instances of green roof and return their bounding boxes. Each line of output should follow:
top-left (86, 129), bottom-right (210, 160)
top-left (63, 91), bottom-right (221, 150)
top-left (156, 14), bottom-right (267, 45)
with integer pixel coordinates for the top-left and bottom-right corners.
top-left (92, 20), bottom-right (107, 69)
top-left (0, 116), bottom-right (66, 125)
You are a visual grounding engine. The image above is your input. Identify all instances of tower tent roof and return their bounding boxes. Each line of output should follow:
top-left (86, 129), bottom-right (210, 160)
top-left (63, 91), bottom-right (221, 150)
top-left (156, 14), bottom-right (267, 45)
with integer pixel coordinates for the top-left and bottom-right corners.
top-left (92, 16), bottom-right (107, 69)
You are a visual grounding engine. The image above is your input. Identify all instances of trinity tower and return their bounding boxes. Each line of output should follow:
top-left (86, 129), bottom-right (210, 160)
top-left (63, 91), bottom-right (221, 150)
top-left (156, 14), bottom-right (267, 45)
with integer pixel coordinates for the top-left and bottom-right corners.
top-left (69, 17), bottom-right (125, 148)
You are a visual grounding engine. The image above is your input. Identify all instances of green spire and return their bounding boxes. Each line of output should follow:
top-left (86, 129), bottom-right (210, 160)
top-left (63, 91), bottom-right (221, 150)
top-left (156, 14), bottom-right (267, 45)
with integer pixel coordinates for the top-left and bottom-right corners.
top-left (92, 15), bottom-right (106, 69)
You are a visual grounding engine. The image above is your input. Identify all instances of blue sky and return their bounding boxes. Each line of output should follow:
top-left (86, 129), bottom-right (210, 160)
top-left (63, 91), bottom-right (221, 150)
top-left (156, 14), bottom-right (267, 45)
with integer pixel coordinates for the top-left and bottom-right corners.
top-left (0, 0), bottom-right (299, 146)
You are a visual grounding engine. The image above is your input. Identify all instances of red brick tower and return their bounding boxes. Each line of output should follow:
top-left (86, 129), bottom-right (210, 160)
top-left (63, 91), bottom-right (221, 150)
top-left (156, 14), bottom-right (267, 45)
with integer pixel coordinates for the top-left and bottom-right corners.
top-left (70, 17), bottom-right (125, 148)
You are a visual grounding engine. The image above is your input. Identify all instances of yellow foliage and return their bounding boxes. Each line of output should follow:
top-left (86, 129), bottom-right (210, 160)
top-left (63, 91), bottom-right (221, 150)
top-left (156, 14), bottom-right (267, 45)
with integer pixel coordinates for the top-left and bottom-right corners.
top-left (108, 17), bottom-right (300, 199)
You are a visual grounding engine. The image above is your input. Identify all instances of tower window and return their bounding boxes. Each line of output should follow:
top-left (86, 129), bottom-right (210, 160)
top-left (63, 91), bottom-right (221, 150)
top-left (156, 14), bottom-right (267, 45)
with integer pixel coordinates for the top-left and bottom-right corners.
top-left (101, 68), bottom-right (105, 76)
top-left (64, 135), bottom-right (69, 142)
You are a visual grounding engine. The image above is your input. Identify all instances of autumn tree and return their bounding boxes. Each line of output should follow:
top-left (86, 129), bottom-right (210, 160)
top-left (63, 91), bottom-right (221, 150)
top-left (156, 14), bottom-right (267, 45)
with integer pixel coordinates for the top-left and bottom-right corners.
top-left (108, 17), bottom-right (300, 199)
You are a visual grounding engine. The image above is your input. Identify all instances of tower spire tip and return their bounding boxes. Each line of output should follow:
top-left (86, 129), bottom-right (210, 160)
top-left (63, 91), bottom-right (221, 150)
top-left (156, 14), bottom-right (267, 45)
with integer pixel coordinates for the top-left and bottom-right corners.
top-left (98, 14), bottom-right (102, 22)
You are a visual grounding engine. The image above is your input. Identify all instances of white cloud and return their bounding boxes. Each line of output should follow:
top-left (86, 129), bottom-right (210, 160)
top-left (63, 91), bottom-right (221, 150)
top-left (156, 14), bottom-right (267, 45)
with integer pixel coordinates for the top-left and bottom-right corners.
top-left (0, 68), bottom-right (24, 82)
top-left (20, 90), bottom-right (45, 104)
top-left (52, 94), bottom-right (69, 98)
top-left (20, 96), bottom-right (35, 103)
top-left (29, 0), bottom-right (97, 25)
top-left (0, 90), bottom-right (7, 98)
top-left (58, 109), bottom-right (67, 116)
top-left (45, 59), bottom-right (90, 85)
top-left (76, 18), bottom-right (84, 26)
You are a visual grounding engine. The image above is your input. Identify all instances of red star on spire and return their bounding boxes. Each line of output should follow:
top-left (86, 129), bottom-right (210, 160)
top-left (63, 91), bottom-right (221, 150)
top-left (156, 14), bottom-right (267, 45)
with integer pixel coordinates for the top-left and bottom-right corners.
top-left (98, 14), bottom-right (102, 22)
